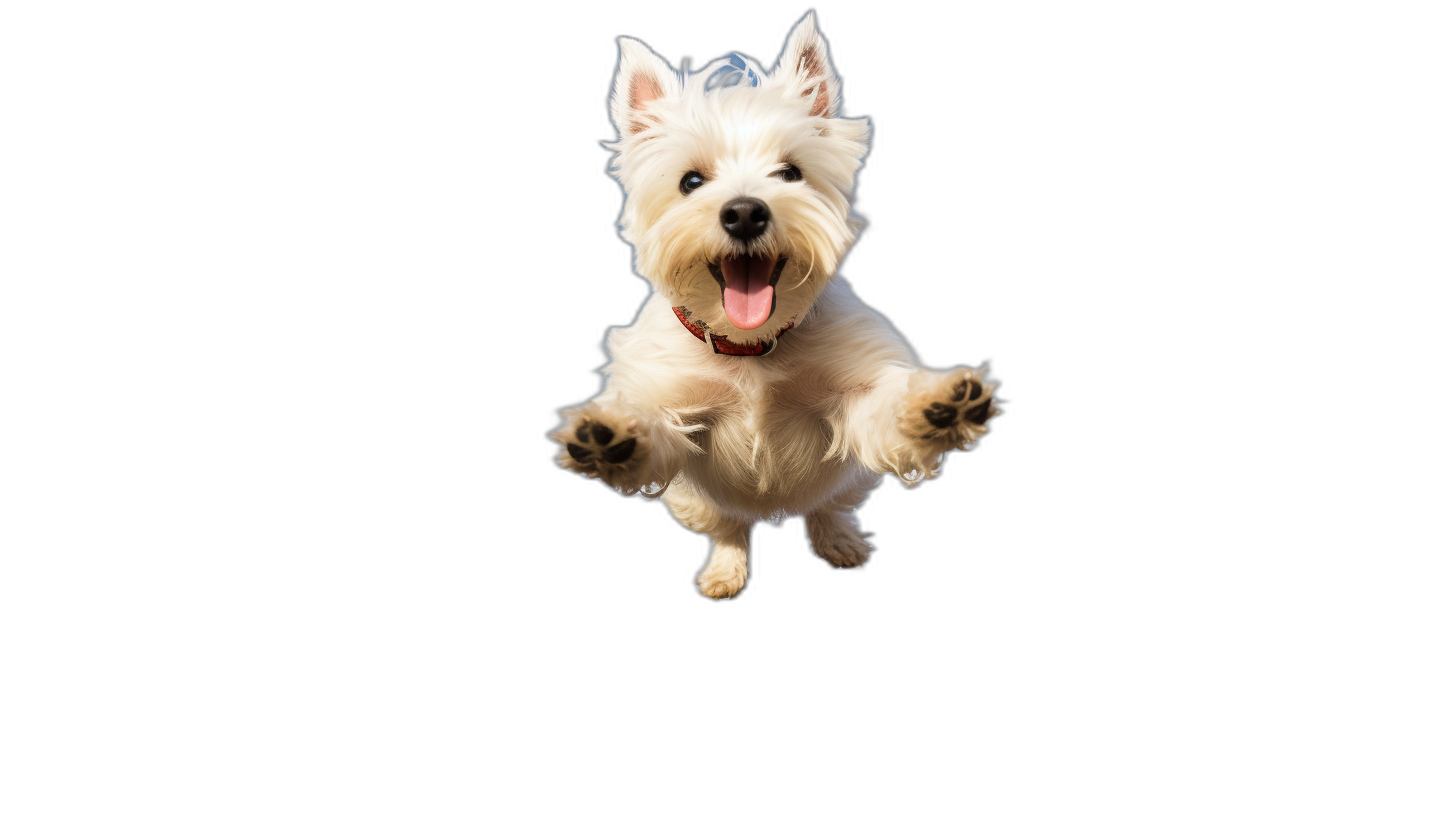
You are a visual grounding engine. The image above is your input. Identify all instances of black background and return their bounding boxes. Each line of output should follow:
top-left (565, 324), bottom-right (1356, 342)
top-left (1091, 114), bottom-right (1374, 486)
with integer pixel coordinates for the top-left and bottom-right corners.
top-left (358, 4), bottom-right (1199, 632)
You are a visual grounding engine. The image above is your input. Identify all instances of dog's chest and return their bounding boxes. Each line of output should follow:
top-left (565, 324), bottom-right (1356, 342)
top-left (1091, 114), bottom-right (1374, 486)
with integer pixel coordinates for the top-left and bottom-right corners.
top-left (684, 365), bottom-right (848, 512)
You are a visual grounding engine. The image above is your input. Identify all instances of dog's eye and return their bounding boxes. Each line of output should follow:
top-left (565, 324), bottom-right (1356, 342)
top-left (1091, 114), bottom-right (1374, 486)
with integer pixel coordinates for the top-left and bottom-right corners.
top-left (774, 164), bottom-right (803, 182)
top-left (679, 171), bottom-right (706, 195)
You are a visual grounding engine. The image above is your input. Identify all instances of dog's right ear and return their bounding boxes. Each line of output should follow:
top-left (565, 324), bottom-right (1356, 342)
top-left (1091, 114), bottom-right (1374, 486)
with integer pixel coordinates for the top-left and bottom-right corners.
top-left (772, 11), bottom-right (840, 119)
top-left (610, 37), bottom-right (680, 140)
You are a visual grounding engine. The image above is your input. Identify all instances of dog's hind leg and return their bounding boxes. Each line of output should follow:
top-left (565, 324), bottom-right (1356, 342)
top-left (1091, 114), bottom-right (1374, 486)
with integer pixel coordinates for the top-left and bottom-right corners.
top-left (805, 468), bottom-right (879, 568)
top-left (666, 481), bottom-right (752, 600)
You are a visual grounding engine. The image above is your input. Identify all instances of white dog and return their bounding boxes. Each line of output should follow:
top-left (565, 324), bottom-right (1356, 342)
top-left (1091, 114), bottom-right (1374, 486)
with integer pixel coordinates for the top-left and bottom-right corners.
top-left (554, 13), bottom-right (999, 598)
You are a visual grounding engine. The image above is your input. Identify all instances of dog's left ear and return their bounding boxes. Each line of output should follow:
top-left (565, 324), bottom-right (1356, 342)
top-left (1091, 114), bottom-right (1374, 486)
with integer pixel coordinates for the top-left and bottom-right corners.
top-left (610, 37), bottom-right (680, 139)
top-left (773, 11), bottom-right (840, 118)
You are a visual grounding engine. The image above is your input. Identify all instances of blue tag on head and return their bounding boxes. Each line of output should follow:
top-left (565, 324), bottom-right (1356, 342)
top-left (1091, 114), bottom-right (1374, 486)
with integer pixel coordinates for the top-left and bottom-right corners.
top-left (706, 53), bottom-right (760, 92)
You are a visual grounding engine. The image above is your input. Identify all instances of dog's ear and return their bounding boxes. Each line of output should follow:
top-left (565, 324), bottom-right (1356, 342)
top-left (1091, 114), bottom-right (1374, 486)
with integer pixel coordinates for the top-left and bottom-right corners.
top-left (611, 37), bottom-right (680, 139)
top-left (773, 11), bottom-right (840, 118)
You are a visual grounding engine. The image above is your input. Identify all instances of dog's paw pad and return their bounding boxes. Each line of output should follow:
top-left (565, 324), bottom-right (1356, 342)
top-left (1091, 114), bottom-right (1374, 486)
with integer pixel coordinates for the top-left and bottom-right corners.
top-left (951, 378), bottom-right (983, 404)
top-left (923, 402), bottom-right (958, 428)
top-left (571, 419), bottom-right (634, 462)
top-left (574, 420), bottom-right (619, 447)
top-left (555, 408), bottom-right (648, 479)
top-left (602, 437), bottom-right (636, 464)
top-left (899, 368), bottom-right (999, 444)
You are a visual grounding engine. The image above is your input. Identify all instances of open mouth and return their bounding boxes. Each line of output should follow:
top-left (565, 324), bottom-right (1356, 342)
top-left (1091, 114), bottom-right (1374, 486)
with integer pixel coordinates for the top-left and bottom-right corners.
top-left (708, 255), bottom-right (789, 331)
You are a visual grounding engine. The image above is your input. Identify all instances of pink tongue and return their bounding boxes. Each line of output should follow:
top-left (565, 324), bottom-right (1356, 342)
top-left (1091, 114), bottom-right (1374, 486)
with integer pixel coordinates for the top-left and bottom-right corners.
top-left (721, 255), bottom-right (776, 330)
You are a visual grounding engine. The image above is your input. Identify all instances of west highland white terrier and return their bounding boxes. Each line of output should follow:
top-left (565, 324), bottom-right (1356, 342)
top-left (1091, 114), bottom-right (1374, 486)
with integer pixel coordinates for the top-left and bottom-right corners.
top-left (553, 12), bottom-right (1000, 598)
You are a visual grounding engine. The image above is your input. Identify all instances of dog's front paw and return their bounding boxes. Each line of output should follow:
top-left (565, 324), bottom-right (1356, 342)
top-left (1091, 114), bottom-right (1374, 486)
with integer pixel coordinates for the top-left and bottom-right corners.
top-left (897, 367), bottom-right (999, 451)
top-left (693, 559), bottom-right (745, 600)
top-left (553, 403), bottom-right (653, 493)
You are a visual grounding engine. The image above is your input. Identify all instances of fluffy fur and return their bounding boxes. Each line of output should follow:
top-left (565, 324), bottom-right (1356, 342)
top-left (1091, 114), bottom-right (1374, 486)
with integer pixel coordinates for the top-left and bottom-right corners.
top-left (554, 13), bottom-right (1000, 599)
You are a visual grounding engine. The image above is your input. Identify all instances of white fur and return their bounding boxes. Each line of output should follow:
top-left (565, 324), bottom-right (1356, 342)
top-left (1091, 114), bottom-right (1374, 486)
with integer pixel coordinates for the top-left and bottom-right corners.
top-left (556, 13), bottom-right (999, 599)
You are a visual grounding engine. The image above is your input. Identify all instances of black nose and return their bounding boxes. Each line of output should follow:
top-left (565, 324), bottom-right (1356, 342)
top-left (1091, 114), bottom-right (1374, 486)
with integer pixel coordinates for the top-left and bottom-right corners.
top-left (720, 197), bottom-right (771, 241)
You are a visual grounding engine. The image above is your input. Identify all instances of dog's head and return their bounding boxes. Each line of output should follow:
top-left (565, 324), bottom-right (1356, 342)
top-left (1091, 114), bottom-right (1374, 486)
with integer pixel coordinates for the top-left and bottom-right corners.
top-left (607, 13), bottom-right (870, 344)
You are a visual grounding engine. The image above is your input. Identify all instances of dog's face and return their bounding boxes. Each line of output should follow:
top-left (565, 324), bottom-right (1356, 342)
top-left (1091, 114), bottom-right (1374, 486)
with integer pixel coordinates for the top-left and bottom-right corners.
top-left (608, 13), bottom-right (870, 344)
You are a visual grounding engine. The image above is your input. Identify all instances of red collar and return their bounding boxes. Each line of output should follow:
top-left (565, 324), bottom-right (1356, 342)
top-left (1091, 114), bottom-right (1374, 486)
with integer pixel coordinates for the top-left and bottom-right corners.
top-left (673, 306), bottom-right (794, 356)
